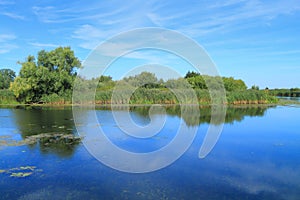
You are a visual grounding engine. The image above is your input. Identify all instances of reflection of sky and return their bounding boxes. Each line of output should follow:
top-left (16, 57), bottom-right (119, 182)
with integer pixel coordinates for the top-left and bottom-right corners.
top-left (277, 96), bottom-right (300, 102)
top-left (182, 106), bottom-right (300, 200)
top-left (97, 110), bottom-right (181, 153)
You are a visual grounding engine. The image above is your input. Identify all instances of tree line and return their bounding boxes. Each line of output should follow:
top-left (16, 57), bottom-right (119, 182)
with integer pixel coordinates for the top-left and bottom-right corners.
top-left (0, 46), bottom-right (281, 105)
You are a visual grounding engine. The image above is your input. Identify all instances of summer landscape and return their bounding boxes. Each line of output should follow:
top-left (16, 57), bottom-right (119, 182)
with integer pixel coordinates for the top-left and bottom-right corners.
top-left (0, 1), bottom-right (299, 200)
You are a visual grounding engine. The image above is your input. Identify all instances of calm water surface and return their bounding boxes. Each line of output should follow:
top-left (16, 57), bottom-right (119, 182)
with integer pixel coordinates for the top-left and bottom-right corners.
top-left (0, 105), bottom-right (299, 200)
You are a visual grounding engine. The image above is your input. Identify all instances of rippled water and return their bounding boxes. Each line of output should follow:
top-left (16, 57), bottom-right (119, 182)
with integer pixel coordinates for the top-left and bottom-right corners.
top-left (0, 105), bottom-right (299, 200)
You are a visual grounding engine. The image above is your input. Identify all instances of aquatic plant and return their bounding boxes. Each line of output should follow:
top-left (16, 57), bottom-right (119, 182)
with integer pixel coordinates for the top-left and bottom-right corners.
top-left (0, 166), bottom-right (41, 178)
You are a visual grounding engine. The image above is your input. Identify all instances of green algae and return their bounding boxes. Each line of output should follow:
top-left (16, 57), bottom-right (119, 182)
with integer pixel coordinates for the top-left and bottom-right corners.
top-left (0, 166), bottom-right (41, 178)
top-left (10, 172), bottom-right (33, 178)
top-left (0, 133), bottom-right (82, 147)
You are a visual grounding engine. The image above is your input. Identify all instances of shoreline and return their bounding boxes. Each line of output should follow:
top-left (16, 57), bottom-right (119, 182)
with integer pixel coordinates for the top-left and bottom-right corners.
top-left (0, 99), bottom-right (298, 108)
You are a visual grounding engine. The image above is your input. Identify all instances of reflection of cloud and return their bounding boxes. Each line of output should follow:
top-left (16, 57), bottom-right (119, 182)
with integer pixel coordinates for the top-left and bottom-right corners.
top-left (18, 187), bottom-right (93, 200)
top-left (204, 155), bottom-right (300, 200)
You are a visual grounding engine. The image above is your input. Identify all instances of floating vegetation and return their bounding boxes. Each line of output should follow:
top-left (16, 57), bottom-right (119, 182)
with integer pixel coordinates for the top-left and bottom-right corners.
top-left (0, 135), bottom-right (12, 139)
top-left (10, 172), bottom-right (33, 177)
top-left (0, 133), bottom-right (82, 147)
top-left (0, 166), bottom-right (41, 178)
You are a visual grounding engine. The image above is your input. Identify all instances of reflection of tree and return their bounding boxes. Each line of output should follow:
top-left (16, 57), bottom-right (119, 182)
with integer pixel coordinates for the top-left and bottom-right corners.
top-left (99, 105), bottom-right (272, 126)
top-left (11, 106), bottom-right (80, 157)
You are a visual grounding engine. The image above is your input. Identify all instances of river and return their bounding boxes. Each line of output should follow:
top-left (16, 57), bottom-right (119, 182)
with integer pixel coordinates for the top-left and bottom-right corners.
top-left (0, 105), bottom-right (299, 200)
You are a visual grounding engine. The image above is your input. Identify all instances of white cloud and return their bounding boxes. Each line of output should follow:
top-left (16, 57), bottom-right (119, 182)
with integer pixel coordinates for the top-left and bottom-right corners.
top-left (32, 3), bottom-right (133, 24)
top-left (0, 34), bottom-right (17, 54)
top-left (2, 12), bottom-right (25, 20)
top-left (0, 0), bottom-right (14, 5)
top-left (29, 42), bottom-right (61, 48)
top-left (143, 0), bottom-right (300, 38)
top-left (71, 24), bottom-right (108, 49)
top-left (0, 34), bottom-right (16, 42)
top-left (0, 44), bottom-right (18, 54)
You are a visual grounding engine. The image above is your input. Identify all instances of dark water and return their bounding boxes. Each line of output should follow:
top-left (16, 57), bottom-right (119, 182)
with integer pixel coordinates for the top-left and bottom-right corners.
top-left (0, 105), bottom-right (299, 200)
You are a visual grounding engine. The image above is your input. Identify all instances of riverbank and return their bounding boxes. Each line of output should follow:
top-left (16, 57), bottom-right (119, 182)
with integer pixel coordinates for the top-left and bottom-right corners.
top-left (1, 99), bottom-right (298, 108)
top-left (2, 88), bottom-right (297, 107)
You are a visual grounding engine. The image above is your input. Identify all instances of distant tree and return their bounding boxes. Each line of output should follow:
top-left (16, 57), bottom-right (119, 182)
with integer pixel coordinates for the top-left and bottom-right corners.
top-left (184, 71), bottom-right (201, 79)
top-left (99, 75), bottom-right (112, 82)
top-left (0, 69), bottom-right (16, 89)
top-left (97, 75), bottom-right (115, 90)
top-left (223, 77), bottom-right (247, 91)
top-left (186, 75), bottom-right (207, 89)
top-left (165, 78), bottom-right (190, 89)
top-left (123, 72), bottom-right (159, 87)
top-left (10, 47), bottom-right (81, 102)
top-left (251, 85), bottom-right (260, 90)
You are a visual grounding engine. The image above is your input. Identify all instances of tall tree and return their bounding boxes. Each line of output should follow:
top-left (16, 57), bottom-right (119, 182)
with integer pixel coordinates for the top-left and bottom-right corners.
top-left (0, 69), bottom-right (16, 89)
top-left (10, 47), bottom-right (81, 103)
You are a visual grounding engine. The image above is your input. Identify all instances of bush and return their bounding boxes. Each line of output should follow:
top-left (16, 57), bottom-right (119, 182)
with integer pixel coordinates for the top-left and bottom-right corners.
top-left (0, 89), bottom-right (18, 104)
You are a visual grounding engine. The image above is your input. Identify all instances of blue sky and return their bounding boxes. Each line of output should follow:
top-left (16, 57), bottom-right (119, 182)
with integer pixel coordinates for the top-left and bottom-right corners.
top-left (0, 0), bottom-right (300, 88)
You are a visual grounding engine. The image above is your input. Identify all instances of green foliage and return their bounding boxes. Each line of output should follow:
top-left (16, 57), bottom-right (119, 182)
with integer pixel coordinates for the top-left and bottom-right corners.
top-left (186, 75), bottom-right (207, 89)
top-left (88, 71), bottom-right (278, 105)
top-left (4, 54), bottom-right (279, 105)
top-left (269, 88), bottom-right (300, 97)
top-left (184, 71), bottom-right (247, 92)
top-left (0, 89), bottom-right (18, 104)
top-left (251, 85), bottom-right (260, 90)
top-left (184, 71), bottom-right (201, 78)
top-left (123, 72), bottom-right (159, 87)
top-left (0, 69), bottom-right (16, 89)
top-left (227, 90), bottom-right (278, 104)
top-left (10, 47), bottom-right (81, 103)
top-left (223, 77), bottom-right (247, 91)
top-left (164, 78), bottom-right (190, 89)
top-left (97, 76), bottom-right (116, 90)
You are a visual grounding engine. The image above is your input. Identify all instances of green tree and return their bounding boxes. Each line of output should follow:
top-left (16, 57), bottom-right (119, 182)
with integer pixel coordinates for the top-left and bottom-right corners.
top-left (251, 85), bottom-right (259, 90)
top-left (184, 71), bottom-right (201, 78)
top-left (0, 69), bottom-right (16, 89)
top-left (223, 77), bottom-right (247, 91)
top-left (10, 47), bottom-right (81, 103)
top-left (123, 72), bottom-right (159, 87)
top-left (165, 78), bottom-right (190, 89)
top-left (186, 75), bottom-right (207, 89)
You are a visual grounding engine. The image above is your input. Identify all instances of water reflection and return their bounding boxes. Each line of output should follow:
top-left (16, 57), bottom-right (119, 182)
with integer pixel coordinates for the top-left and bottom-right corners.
top-left (96, 105), bottom-right (271, 126)
top-left (10, 106), bottom-right (80, 157)
top-left (3, 105), bottom-right (272, 158)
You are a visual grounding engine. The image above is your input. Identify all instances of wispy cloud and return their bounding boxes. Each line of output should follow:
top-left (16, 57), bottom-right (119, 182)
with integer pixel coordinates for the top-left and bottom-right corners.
top-left (0, 44), bottom-right (18, 54)
top-left (71, 24), bottom-right (109, 49)
top-left (145, 0), bottom-right (300, 38)
top-left (0, 34), bottom-right (18, 54)
top-left (29, 42), bottom-right (61, 48)
top-left (32, 2), bottom-right (133, 24)
top-left (1, 12), bottom-right (25, 20)
top-left (0, 34), bottom-right (16, 42)
top-left (0, 0), bottom-right (14, 5)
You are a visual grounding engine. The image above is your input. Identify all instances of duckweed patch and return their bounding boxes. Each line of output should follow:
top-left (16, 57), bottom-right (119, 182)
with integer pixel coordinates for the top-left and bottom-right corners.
top-left (0, 166), bottom-right (41, 178)
top-left (10, 172), bottom-right (33, 178)
top-left (0, 133), bottom-right (82, 147)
